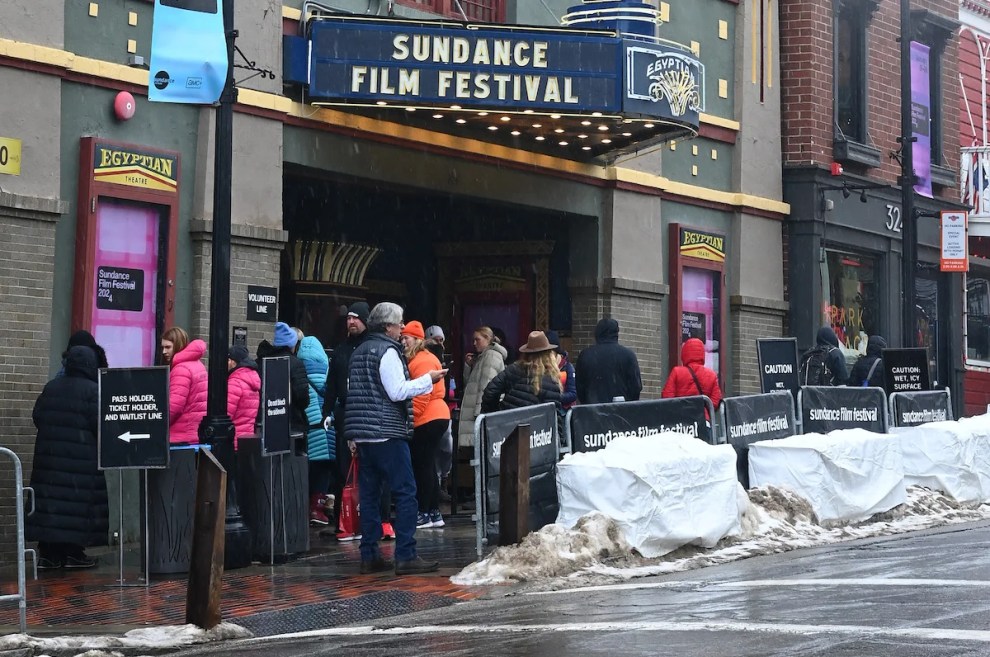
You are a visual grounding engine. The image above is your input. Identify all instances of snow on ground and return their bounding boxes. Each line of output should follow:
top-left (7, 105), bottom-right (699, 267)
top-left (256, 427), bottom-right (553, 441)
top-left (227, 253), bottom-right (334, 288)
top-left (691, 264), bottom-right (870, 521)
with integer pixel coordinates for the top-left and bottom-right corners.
top-left (451, 486), bottom-right (990, 588)
top-left (0, 622), bottom-right (251, 657)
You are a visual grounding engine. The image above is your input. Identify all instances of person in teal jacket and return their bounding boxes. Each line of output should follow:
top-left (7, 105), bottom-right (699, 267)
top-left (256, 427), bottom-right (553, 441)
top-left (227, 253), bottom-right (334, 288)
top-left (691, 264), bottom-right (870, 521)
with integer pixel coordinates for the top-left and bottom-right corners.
top-left (297, 335), bottom-right (336, 526)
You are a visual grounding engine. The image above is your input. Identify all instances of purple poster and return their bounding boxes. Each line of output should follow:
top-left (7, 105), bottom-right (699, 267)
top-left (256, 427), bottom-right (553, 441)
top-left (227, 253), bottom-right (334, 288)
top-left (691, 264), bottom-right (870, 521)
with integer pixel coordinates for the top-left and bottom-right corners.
top-left (911, 41), bottom-right (932, 199)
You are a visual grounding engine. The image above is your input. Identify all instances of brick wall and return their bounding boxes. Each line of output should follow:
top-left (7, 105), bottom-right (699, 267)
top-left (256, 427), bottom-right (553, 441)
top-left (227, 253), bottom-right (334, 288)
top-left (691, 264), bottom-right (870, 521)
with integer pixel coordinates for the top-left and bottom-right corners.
top-left (780, 0), bottom-right (960, 199)
top-left (0, 193), bottom-right (65, 566)
top-left (189, 221), bottom-right (288, 353)
top-left (731, 301), bottom-right (788, 396)
top-left (568, 285), bottom-right (665, 400)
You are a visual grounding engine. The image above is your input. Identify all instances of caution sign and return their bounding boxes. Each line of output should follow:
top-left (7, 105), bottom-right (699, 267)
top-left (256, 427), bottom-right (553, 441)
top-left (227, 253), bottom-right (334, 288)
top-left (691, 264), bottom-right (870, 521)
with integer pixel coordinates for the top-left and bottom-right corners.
top-left (99, 367), bottom-right (170, 469)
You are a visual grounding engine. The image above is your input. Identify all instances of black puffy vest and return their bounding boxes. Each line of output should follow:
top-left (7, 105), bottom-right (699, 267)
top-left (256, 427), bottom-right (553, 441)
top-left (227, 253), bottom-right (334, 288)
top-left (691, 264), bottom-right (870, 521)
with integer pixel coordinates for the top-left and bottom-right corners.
top-left (344, 333), bottom-right (413, 442)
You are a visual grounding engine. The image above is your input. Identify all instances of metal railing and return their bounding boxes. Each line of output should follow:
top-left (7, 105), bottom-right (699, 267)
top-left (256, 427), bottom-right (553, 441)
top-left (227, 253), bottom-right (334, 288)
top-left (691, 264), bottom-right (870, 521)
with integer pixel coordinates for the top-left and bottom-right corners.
top-left (0, 447), bottom-right (34, 633)
top-left (961, 146), bottom-right (990, 218)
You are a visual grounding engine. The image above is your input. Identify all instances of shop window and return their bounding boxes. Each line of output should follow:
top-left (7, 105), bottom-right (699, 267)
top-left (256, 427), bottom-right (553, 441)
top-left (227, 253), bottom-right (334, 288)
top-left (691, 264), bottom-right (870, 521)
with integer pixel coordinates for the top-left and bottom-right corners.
top-left (394, 0), bottom-right (505, 22)
top-left (912, 9), bottom-right (957, 187)
top-left (915, 264), bottom-right (941, 385)
top-left (821, 249), bottom-right (880, 361)
top-left (967, 271), bottom-right (990, 363)
top-left (834, 0), bottom-right (881, 168)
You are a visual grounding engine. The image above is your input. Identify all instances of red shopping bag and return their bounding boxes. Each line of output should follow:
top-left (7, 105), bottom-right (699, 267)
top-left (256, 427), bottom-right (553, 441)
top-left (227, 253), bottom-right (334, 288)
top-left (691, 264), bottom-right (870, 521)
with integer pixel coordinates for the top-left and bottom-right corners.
top-left (339, 457), bottom-right (360, 536)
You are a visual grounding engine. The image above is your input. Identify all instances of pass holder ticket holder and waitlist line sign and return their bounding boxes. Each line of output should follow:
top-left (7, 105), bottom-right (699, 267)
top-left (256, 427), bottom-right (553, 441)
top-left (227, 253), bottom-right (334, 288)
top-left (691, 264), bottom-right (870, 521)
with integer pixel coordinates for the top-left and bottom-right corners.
top-left (260, 356), bottom-right (291, 563)
top-left (98, 366), bottom-right (170, 588)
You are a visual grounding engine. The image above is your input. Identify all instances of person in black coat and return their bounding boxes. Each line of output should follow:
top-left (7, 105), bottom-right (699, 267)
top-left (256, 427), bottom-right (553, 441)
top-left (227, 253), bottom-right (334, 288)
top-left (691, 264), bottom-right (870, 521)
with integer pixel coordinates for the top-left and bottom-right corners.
top-left (850, 334), bottom-right (887, 387)
top-left (574, 318), bottom-right (643, 404)
top-left (27, 346), bottom-right (108, 569)
top-left (262, 322), bottom-right (311, 434)
top-left (481, 331), bottom-right (563, 413)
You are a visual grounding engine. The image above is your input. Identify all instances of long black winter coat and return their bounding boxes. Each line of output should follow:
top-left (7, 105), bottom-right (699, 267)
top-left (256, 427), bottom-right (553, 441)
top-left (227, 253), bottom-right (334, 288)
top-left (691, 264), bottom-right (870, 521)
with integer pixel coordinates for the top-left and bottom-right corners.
top-left (321, 331), bottom-right (367, 433)
top-left (574, 319), bottom-right (643, 404)
top-left (27, 346), bottom-right (109, 547)
top-left (849, 335), bottom-right (887, 387)
top-left (480, 362), bottom-right (562, 413)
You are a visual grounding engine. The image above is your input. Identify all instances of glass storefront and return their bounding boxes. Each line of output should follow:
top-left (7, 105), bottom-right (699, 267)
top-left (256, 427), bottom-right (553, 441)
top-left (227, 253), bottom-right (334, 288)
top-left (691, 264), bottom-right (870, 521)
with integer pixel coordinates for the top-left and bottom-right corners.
top-left (967, 268), bottom-right (990, 363)
top-left (821, 249), bottom-right (880, 361)
top-left (915, 262), bottom-right (941, 385)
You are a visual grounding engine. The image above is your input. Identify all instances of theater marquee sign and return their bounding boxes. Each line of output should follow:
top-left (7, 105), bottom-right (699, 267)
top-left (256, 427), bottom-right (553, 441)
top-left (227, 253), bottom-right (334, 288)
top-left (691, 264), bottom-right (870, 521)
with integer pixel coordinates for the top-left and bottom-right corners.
top-left (285, 15), bottom-right (705, 161)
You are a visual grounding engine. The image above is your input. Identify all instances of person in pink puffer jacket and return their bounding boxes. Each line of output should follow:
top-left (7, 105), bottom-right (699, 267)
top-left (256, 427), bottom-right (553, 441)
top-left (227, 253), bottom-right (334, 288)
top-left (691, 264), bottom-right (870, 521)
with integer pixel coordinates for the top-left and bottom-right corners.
top-left (226, 344), bottom-right (260, 449)
top-left (161, 326), bottom-right (208, 444)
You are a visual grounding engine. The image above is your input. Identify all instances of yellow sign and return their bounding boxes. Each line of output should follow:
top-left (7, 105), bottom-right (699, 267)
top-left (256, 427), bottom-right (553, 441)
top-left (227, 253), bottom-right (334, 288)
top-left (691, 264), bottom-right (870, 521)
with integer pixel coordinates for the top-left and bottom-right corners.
top-left (0, 137), bottom-right (23, 176)
top-left (93, 143), bottom-right (178, 192)
top-left (679, 228), bottom-right (725, 263)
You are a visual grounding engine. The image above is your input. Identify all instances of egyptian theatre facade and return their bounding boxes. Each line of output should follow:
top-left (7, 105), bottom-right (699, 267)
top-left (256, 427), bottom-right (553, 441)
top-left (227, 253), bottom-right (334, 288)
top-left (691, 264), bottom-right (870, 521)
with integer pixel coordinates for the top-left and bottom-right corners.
top-left (0, 0), bottom-right (786, 545)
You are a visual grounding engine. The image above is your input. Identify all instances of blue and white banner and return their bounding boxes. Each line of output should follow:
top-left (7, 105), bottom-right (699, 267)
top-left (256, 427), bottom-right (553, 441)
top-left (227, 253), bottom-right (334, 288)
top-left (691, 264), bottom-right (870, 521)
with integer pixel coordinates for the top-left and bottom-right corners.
top-left (149, 0), bottom-right (227, 104)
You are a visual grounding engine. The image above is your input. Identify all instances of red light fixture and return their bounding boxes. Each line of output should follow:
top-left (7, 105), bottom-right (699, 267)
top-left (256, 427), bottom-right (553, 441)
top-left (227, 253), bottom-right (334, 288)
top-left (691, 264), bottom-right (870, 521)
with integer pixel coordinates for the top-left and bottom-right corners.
top-left (830, 162), bottom-right (844, 176)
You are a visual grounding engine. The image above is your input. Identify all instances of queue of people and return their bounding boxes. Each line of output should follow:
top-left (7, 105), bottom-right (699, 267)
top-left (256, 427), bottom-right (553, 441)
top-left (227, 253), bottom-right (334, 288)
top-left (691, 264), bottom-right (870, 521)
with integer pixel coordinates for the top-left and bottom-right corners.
top-left (29, 304), bottom-right (887, 578)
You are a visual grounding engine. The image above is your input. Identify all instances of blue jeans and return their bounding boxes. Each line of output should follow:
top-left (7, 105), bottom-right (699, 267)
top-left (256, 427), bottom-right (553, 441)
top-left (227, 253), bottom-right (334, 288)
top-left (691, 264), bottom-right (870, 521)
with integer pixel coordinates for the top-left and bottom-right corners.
top-left (357, 439), bottom-right (418, 563)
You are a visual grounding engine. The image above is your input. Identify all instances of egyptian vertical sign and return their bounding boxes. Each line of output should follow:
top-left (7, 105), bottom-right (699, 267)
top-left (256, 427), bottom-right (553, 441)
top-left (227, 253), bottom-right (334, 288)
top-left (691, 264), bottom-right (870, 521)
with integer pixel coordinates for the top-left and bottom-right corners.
top-left (149, 0), bottom-right (227, 104)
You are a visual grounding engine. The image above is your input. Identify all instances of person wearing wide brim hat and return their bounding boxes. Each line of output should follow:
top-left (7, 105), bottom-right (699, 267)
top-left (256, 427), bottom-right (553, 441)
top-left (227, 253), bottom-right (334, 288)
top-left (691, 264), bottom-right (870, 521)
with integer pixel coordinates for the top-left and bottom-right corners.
top-left (480, 331), bottom-right (563, 413)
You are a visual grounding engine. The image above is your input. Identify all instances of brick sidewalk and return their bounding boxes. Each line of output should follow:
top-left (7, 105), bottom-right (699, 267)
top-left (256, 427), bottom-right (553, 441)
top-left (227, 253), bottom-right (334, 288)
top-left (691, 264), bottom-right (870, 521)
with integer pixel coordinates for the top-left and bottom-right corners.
top-left (0, 515), bottom-right (492, 636)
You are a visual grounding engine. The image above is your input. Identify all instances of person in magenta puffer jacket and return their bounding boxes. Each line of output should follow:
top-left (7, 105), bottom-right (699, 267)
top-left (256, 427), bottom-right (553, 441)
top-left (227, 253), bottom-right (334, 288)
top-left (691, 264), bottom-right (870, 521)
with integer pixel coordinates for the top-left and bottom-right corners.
top-left (226, 344), bottom-right (260, 449)
top-left (161, 326), bottom-right (208, 444)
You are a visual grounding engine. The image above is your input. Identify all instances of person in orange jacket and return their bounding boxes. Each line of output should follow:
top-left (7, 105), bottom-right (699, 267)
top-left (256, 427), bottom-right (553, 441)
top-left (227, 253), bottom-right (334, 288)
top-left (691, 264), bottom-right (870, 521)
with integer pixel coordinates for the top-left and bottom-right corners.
top-left (400, 321), bottom-right (452, 529)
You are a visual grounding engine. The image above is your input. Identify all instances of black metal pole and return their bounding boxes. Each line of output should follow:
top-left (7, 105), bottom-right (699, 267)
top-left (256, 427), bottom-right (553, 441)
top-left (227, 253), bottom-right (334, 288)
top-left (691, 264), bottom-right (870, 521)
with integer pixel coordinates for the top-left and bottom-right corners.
top-left (900, 0), bottom-right (917, 348)
top-left (198, 0), bottom-right (252, 569)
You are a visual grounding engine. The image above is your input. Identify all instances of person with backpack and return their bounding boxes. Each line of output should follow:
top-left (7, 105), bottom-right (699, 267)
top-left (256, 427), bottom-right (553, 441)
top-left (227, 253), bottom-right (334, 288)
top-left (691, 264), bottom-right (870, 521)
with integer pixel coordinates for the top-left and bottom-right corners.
top-left (849, 334), bottom-right (886, 387)
top-left (800, 326), bottom-right (850, 386)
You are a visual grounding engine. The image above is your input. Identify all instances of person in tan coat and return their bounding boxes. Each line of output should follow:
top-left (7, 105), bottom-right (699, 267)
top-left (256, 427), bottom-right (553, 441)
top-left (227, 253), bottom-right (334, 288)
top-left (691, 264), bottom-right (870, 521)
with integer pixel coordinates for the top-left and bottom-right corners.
top-left (457, 326), bottom-right (507, 447)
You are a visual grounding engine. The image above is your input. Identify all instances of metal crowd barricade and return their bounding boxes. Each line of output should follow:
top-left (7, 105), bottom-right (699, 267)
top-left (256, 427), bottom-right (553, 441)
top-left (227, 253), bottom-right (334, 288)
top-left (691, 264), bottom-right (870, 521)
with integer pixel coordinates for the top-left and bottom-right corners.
top-left (1, 447), bottom-right (34, 633)
top-left (888, 388), bottom-right (953, 427)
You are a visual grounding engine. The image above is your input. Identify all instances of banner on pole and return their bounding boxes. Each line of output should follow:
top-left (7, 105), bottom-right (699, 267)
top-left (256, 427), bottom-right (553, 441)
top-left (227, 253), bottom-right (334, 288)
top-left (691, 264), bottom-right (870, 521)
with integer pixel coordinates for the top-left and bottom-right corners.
top-left (911, 41), bottom-right (932, 199)
top-left (149, 0), bottom-right (227, 104)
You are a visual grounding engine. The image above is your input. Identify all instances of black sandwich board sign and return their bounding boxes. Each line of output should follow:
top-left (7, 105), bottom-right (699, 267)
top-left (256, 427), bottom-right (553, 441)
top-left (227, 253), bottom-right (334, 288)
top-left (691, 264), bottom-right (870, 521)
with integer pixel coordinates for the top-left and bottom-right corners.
top-left (261, 355), bottom-right (291, 456)
top-left (757, 337), bottom-right (800, 397)
top-left (98, 367), bottom-right (170, 469)
top-left (247, 285), bottom-right (278, 322)
top-left (881, 348), bottom-right (931, 394)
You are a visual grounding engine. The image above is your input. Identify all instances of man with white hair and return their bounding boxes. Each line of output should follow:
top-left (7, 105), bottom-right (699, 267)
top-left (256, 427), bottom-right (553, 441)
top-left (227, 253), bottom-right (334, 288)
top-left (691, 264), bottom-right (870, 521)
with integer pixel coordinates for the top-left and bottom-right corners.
top-left (345, 302), bottom-right (447, 575)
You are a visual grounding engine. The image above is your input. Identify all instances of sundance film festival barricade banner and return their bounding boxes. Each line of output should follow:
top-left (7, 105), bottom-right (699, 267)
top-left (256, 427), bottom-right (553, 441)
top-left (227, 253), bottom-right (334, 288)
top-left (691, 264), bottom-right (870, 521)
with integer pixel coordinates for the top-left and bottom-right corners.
top-left (569, 396), bottom-right (712, 453)
top-left (722, 391), bottom-right (796, 488)
top-left (800, 386), bottom-right (887, 434)
top-left (480, 403), bottom-right (559, 542)
top-left (890, 390), bottom-right (952, 427)
top-left (149, 0), bottom-right (227, 104)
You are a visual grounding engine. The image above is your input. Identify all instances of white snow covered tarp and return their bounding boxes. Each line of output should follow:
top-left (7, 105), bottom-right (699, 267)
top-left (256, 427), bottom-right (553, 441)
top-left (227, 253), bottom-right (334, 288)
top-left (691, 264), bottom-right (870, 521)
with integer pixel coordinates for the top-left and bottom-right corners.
top-left (748, 428), bottom-right (906, 523)
top-left (891, 420), bottom-right (990, 503)
top-left (555, 433), bottom-right (740, 558)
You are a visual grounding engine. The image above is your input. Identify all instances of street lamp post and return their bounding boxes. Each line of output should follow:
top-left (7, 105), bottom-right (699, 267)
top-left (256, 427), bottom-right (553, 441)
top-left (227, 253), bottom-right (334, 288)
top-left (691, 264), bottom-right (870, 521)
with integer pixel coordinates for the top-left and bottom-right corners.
top-left (198, 0), bottom-right (252, 569)
top-left (899, 0), bottom-right (917, 348)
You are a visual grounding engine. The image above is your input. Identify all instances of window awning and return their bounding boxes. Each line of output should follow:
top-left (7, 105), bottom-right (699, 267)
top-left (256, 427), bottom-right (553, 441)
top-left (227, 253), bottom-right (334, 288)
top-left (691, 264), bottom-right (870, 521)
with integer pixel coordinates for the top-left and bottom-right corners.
top-left (283, 15), bottom-right (706, 163)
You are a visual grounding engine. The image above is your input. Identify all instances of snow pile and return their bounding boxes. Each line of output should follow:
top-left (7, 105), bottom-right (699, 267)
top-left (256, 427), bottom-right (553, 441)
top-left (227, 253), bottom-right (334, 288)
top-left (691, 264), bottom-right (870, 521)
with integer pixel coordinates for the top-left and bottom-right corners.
top-left (0, 622), bottom-right (252, 656)
top-left (452, 512), bottom-right (632, 585)
top-left (556, 434), bottom-right (741, 557)
top-left (452, 485), bottom-right (990, 587)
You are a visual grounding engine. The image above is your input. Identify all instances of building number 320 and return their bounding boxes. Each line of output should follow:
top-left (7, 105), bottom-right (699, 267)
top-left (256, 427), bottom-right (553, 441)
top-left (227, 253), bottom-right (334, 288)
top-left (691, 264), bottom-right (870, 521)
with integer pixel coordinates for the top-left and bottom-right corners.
top-left (885, 204), bottom-right (902, 233)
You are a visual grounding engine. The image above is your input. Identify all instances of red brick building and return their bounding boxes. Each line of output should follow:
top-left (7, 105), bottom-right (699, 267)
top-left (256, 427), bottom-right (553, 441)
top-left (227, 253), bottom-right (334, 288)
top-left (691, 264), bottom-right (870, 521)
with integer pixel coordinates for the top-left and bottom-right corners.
top-left (780, 0), bottom-right (966, 410)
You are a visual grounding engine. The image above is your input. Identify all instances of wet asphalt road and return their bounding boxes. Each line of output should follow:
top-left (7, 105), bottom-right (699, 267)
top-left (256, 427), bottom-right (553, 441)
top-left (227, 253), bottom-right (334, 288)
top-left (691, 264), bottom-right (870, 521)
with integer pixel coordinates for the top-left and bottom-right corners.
top-left (174, 521), bottom-right (990, 657)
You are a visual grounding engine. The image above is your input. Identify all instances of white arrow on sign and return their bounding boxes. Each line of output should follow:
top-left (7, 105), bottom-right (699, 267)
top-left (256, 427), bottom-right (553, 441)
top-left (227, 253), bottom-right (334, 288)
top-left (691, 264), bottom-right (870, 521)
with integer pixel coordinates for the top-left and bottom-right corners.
top-left (118, 431), bottom-right (151, 443)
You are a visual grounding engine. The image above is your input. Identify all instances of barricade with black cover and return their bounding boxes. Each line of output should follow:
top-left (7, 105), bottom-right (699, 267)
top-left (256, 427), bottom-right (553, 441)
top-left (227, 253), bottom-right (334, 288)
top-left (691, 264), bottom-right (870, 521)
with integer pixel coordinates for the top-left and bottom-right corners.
top-left (475, 403), bottom-right (558, 556)
top-left (568, 396), bottom-right (717, 453)
top-left (799, 386), bottom-right (888, 434)
top-left (720, 391), bottom-right (796, 487)
top-left (889, 389), bottom-right (953, 427)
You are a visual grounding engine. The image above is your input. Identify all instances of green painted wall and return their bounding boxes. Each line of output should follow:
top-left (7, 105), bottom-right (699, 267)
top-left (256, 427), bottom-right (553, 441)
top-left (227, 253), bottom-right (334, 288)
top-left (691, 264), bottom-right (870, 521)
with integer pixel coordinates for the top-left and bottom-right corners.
top-left (65, 0), bottom-right (154, 66)
top-left (54, 82), bottom-right (201, 371)
top-left (662, 137), bottom-right (733, 191)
